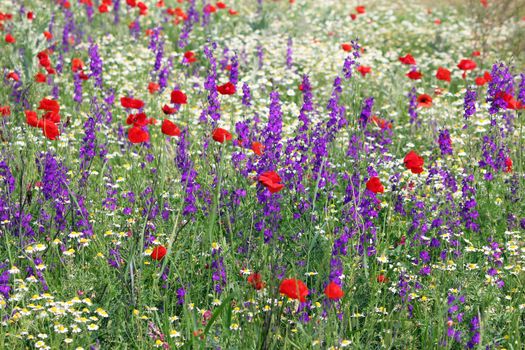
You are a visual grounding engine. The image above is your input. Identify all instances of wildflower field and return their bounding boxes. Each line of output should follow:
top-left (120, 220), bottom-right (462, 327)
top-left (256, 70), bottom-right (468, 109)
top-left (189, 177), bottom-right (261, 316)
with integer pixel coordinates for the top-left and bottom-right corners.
top-left (0, 0), bottom-right (525, 348)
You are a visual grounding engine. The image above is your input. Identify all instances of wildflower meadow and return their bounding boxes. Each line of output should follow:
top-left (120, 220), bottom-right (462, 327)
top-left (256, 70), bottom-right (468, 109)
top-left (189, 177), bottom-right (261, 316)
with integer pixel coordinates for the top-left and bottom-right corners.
top-left (0, 0), bottom-right (524, 348)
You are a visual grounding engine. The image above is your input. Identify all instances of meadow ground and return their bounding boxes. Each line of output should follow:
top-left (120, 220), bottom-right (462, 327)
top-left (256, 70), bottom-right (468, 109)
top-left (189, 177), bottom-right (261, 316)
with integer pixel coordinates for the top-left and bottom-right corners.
top-left (0, 0), bottom-right (524, 349)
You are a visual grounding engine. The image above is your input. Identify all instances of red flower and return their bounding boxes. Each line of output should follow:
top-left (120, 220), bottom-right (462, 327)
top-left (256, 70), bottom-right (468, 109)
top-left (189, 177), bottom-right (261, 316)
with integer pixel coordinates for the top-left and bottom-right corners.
top-left (128, 126), bottom-right (149, 143)
top-left (126, 0), bottom-right (136, 6)
top-left (228, 8), bottom-right (238, 15)
top-left (399, 54), bottom-right (416, 65)
top-left (505, 157), bottom-right (512, 173)
top-left (480, 0), bottom-right (488, 7)
top-left (436, 67), bottom-right (451, 82)
top-left (184, 51), bottom-right (197, 63)
top-left (406, 70), bottom-right (422, 80)
top-left (377, 274), bottom-right (388, 283)
top-left (279, 279), bottom-right (309, 302)
top-left (35, 72), bottom-right (47, 83)
top-left (247, 273), bottom-right (265, 290)
top-left (324, 281), bottom-right (344, 300)
top-left (161, 119), bottom-right (181, 137)
top-left (457, 59), bottom-right (477, 71)
top-left (7, 72), bottom-right (19, 81)
top-left (170, 90), bottom-right (187, 104)
top-left (258, 171), bottom-right (284, 194)
top-left (162, 104), bottom-right (177, 115)
top-left (151, 245), bottom-right (167, 261)
top-left (71, 58), bottom-right (84, 72)
top-left (355, 5), bottom-right (365, 14)
top-left (417, 94), bottom-right (433, 108)
top-left (43, 31), bottom-right (53, 40)
top-left (212, 127), bottom-right (232, 143)
top-left (471, 50), bottom-right (481, 57)
top-left (204, 4), bottom-right (216, 13)
top-left (5, 33), bottom-right (15, 44)
top-left (216, 1), bottom-right (227, 9)
top-left (475, 76), bottom-right (487, 86)
top-left (121, 97), bottom-right (145, 109)
top-left (341, 43), bottom-right (352, 52)
top-left (357, 65), bottom-right (371, 77)
top-left (0, 106), bottom-right (11, 117)
top-left (350, 13), bottom-right (357, 20)
top-left (404, 150), bottom-right (424, 174)
top-left (27, 11), bottom-right (34, 20)
top-left (366, 177), bottom-right (384, 194)
top-left (38, 98), bottom-right (60, 113)
top-left (148, 82), bottom-right (160, 94)
top-left (370, 116), bottom-right (392, 129)
top-left (99, 3), bottom-right (109, 12)
top-left (25, 110), bottom-right (39, 127)
top-left (40, 120), bottom-right (60, 140)
top-left (216, 82), bottom-right (236, 95)
top-left (251, 141), bottom-right (263, 156)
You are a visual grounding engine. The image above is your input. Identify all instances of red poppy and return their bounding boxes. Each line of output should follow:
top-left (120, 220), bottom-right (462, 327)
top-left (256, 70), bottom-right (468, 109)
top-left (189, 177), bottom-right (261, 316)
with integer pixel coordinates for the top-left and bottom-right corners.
top-left (366, 177), bottom-right (384, 193)
top-left (204, 4), bottom-right (216, 13)
top-left (324, 281), bottom-right (344, 300)
top-left (71, 58), bottom-right (84, 72)
top-left (436, 67), bottom-right (451, 82)
top-left (497, 92), bottom-right (521, 110)
top-left (480, 0), bottom-right (488, 7)
top-left (251, 141), bottom-right (263, 156)
top-left (151, 245), bottom-right (167, 260)
top-left (355, 5), bottom-right (365, 14)
top-left (25, 110), bottom-right (39, 127)
top-left (258, 171), bottom-right (284, 193)
top-left (417, 94), bottom-right (433, 108)
top-left (216, 1), bottom-right (227, 9)
top-left (457, 59), bottom-right (476, 71)
top-left (137, 1), bottom-right (148, 15)
top-left (357, 65), bottom-right (371, 77)
top-left (216, 82), bottom-right (236, 95)
top-left (377, 274), bottom-right (388, 283)
top-left (148, 82), bottom-right (160, 94)
top-left (38, 98), bottom-right (60, 113)
top-left (404, 150), bottom-right (424, 174)
top-left (128, 126), bottom-right (149, 143)
top-left (505, 157), bottom-right (512, 173)
top-left (434, 18), bottom-right (441, 25)
top-left (471, 51), bottom-right (481, 57)
top-left (43, 31), bottom-right (53, 40)
top-left (27, 11), bottom-right (34, 20)
top-left (0, 106), bottom-right (11, 117)
top-left (228, 8), bottom-right (238, 15)
top-left (370, 115), bottom-right (392, 129)
top-left (406, 71), bottom-right (422, 80)
top-left (350, 13), bottom-right (357, 20)
top-left (171, 90), bottom-right (187, 104)
top-left (7, 72), bottom-right (19, 81)
top-left (35, 72), bottom-right (47, 83)
top-left (247, 273), bottom-right (265, 290)
top-left (162, 104), bottom-right (177, 115)
top-left (5, 33), bottom-right (15, 44)
top-left (212, 127), bottom-right (232, 143)
top-left (126, 0), bottom-right (136, 6)
top-left (37, 51), bottom-right (51, 68)
top-left (341, 43), bottom-right (352, 52)
top-left (161, 119), bottom-right (181, 137)
top-left (99, 3), bottom-right (109, 12)
top-left (126, 112), bottom-right (149, 126)
top-left (41, 120), bottom-right (60, 140)
top-left (475, 76), bottom-right (487, 86)
top-left (279, 278), bottom-right (309, 302)
top-left (121, 97), bottom-right (144, 109)
top-left (184, 51), bottom-right (197, 63)
top-left (399, 54), bottom-right (416, 65)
